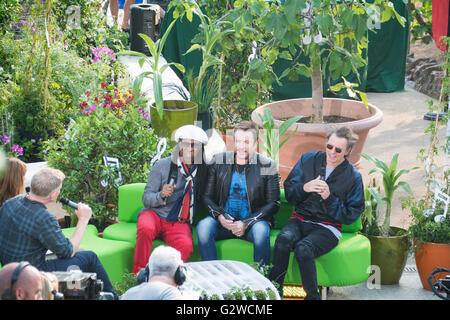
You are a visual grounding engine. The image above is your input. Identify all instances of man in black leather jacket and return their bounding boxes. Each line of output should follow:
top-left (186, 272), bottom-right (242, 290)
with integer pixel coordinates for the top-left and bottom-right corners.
top-left (197, 121), bottom-right (280, 267)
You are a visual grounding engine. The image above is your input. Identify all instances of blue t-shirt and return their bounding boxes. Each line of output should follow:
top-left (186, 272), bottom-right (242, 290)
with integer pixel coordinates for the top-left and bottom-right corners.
top-left (224, 168), bottom-right (250, 220)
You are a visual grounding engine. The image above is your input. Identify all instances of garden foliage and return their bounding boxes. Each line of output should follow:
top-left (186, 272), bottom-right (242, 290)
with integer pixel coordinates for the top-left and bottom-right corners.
top-left (46, 83), bottom-right (171, 223)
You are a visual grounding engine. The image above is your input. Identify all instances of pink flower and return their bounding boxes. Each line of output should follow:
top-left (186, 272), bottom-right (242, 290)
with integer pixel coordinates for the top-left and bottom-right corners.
top-left (2, 135), bottom-right (10, 144)
top-left (11, 145), bottom-right (23, 156)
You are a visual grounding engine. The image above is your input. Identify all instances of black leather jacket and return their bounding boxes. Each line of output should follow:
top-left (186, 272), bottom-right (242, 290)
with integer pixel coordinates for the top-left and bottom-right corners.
top-left (202, 151), bottom-right (280, 229)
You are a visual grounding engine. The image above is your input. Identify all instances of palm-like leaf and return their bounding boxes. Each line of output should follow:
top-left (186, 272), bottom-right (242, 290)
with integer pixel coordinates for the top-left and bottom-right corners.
top-left (362, 152), bottom-right (418, 236)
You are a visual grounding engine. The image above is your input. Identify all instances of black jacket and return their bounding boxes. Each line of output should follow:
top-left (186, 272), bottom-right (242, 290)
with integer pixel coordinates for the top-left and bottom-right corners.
top-left (202, 151), bottom-right (280, 229)
top-left (284, 151), bottom-right (365, 227)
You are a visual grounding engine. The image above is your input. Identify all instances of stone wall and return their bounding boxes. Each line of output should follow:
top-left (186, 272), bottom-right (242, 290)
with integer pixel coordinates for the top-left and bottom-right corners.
top-left (406, 54), bottom-right (444, 100)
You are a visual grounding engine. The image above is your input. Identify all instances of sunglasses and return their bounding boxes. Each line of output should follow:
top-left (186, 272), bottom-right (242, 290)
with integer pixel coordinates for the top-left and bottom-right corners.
top-left (326, 144), bottom-right (343, 154)
top-left (179, 141), bottom-right (201, 149)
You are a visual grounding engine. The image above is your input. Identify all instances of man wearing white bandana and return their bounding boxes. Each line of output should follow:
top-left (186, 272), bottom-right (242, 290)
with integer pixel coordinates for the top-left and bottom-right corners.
top-left (133, 125), bottom-right (208, 274)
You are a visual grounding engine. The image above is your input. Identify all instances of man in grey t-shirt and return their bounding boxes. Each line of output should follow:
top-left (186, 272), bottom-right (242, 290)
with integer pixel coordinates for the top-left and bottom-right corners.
top-left (121, 246), bottom-right (185, 300)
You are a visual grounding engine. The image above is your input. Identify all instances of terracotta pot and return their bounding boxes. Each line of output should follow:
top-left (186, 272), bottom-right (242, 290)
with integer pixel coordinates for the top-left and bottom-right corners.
top-left (367, 227), bottom-right (409, 285)
top-left (251, 98), bottom-right (383, 181)
top-left (414, 241), bottom-right (450, 291)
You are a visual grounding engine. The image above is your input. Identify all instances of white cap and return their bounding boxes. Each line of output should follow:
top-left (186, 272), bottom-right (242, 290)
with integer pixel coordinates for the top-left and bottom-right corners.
top-left (173, 125), bottom-right (208, 145)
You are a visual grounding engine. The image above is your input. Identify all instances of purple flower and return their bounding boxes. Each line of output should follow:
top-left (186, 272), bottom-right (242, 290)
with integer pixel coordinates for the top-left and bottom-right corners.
top-left (11, 144), bottom-right (23, 156)
top-left (2, 135), bottom-right (10, 144)
top-left (90, 46), bottom-right (116, 63)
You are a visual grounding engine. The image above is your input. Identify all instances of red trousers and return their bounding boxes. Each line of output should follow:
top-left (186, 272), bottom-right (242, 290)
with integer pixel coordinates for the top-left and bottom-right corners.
top-left (133, 210), bottom-right (193, 274)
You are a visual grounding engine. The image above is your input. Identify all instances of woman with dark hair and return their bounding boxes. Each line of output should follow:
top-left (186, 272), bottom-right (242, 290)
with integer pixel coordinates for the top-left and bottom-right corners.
top-left (0, 157), bottom-right (27, 207)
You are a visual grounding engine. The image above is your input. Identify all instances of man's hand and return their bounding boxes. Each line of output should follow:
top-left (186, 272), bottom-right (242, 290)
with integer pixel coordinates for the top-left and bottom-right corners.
top-left (304, 175), bottom-right (330, 199)
top-left (230, 220), bottom-right (247, 237)
top-left (161, 184), bottom-right (175, 198)
top-left (71, 203), bottom-right (92, 256)
top-left (218, 214), bottom-right (235, 231)
top-left (75, 203), bottom-right (92, 222)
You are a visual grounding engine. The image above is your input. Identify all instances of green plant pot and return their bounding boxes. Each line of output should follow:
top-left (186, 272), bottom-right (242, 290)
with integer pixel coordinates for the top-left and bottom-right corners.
top-left (150, 100), bottom-right (198, 139)
top-left (367, 227), bottom-right (409, 285)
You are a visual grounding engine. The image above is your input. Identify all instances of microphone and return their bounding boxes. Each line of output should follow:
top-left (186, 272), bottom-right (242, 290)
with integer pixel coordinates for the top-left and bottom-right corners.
top-left (60, 197), bottom-right (78, 210)
top-left (320, 166), bottom-right (326, 181)
top-left (163, 177), bottom-right (176, 206)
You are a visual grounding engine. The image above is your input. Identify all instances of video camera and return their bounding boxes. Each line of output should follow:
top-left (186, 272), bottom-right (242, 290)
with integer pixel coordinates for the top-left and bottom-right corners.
top-left (428, 268), bottom-right (450, 300)
top-left (49, 271), bottom-right (114, 300)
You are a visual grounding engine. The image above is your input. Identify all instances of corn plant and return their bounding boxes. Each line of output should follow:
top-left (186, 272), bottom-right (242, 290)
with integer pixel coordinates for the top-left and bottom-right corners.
top-left (257, 108), bottom-right (302, 167)
top-left (118, 19), bottom-right (185, 119)
top-left (361, 152), bottom-right (418, 236)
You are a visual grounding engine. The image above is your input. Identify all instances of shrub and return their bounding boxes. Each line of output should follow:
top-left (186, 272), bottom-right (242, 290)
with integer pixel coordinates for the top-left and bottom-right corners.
top-left (45, 83), bottom-right (171, 223)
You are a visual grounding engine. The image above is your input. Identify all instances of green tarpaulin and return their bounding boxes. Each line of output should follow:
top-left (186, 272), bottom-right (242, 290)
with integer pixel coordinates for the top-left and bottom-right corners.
top-left (160, 0), bottom-right (409, 99)
top-left (366, 0), bottom-right (410, 92)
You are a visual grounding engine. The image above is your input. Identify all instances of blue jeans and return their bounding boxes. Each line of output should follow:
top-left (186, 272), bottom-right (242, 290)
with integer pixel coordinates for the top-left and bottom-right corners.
top-left (41, 250), bottom-right (118, 299)
top-left (196, 216), bottom-right (271, 266)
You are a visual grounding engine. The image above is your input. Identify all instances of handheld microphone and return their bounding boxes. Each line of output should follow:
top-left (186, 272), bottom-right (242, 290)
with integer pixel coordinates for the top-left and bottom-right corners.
top-left (320, 166), bottom-right (326, 181)
top-left (60, 197), bottom-right (78, 210)
top-left (163, 177), bottom-right (176, 206)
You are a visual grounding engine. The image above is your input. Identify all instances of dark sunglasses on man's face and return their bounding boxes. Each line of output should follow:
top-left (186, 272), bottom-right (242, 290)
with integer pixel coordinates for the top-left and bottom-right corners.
top-left (326, 144), bottom-right (343, 154)
top-left (180, 141), bottom-right (201, 149)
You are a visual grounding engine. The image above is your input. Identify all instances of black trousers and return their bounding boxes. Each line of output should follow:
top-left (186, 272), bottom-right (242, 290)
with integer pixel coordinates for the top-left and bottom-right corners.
top-left (269, 218), bottom-right (339, 299)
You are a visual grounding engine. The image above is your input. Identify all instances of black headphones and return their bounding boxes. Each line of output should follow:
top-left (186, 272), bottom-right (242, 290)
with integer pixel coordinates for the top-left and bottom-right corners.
top-left (1, 261), bottom-right (31, 300)
top-left (137, 264), bottom-right (187, 286)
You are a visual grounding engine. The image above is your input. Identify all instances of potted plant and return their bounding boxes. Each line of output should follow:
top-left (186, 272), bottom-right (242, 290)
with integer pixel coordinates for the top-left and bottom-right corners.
top-left (118, 18), bottom-right (197, 139)
top-left (361, 152), bottom-right (418, 284)
top-left (403, 196), bottom-right (450, 290)
top-left (245, 0), bottom-right (405, 180)
top-left (169, 0), bottom-right (234, 131)
top-left (401, 39), bottom-right (450, 290)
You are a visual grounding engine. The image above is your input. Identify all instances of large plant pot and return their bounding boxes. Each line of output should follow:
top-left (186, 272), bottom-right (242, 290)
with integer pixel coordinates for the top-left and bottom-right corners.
top-left (150, 100), bottom-right (198, 139)
top-left (414, 241), bottom-right (450, 291)
top-left (367, 227), bottom-right (409, 285)
top-left (251, 98), bottom-right (383, 181)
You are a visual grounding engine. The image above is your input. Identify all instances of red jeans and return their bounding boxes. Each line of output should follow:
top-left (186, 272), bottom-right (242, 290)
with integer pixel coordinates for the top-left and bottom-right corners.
top-left (133, 210), bottom-right (193, 274)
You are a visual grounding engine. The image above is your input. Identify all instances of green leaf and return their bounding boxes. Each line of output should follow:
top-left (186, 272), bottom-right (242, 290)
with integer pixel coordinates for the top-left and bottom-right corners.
top-left (316, 13), bottom-right (333, 35)
top-left (184, 43), bottom-right (202, 55)
top-left (264, 12), bottom-right (287, 40)
top-left (398, 181), bottom-right (414, 196)
top-left (356, 90), bottom-right (369, 106)
top-left (153, 73), bottom-right (164, 119)
top-left (138, 33), bottom-right (158, 58)
top-left (278, 115), bottom-right (302, 137)
top-left (279, 130), bottom-right (296, 150)
top-left (284, 0), bottom-right (307, 24)
top-left (295, 64), bottom-right (312, 78)
top-left (117, 50), bottom-right (148, 59)
top-left (241, 87), bottom-right (257, 108)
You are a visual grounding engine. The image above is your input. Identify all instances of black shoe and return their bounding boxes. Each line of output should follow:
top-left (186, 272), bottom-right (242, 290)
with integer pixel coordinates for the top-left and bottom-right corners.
top-left (304, 293), bottom-right (321, 300)
top-left (121, 28), bottom-right (130, 34)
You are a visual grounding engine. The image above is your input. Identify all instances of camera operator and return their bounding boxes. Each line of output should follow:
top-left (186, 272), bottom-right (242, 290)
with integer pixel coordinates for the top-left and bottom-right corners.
top-left (0, 167), bottom-right (118, 299)
top-left (0, 262), bottom-right (43, 300)
top-left (121, 246), bottom-right (185, 300)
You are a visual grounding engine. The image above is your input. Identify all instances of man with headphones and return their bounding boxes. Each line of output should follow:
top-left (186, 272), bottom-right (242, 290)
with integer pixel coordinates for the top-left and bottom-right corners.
top-left (0, 262), bottom-right (43, 300)
top-left (121, 246), bottom-right (186, 300)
